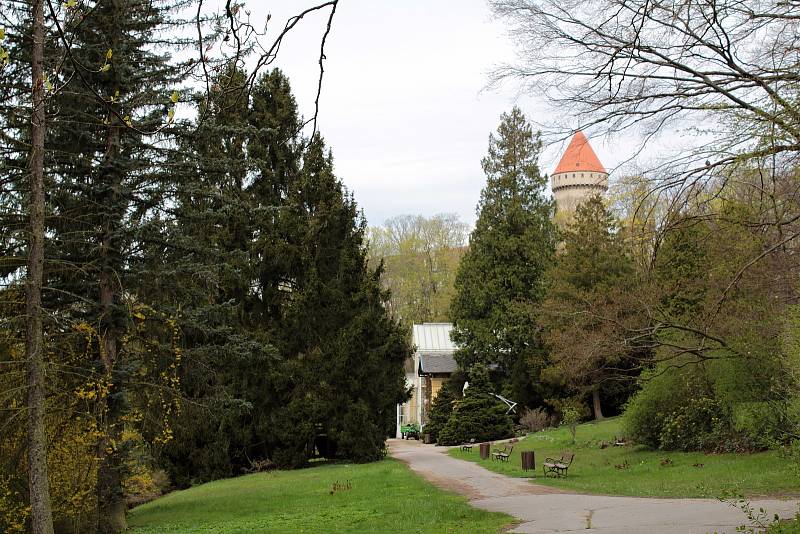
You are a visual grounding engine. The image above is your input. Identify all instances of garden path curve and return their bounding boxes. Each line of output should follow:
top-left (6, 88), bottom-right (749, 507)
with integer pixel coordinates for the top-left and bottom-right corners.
top-left (388, 439), bottom-right (798, 534)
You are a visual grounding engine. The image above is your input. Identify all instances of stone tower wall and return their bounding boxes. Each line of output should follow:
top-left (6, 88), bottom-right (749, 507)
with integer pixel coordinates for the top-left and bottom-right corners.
top-left (551, 170), bottom-right (608, 212)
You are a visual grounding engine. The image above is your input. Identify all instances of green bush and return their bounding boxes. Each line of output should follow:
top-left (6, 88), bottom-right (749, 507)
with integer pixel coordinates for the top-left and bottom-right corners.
top-left (623, 365), bottom-right (697, 448)
top-left (425, 379), bottom-right (461, 443)
top-left (659, 397), bottom-right (723, 451)
top-left (769, 515), bottom-right (800, 534)
top-left (437, 365), bottom-right (513, 445)
top-left (624, 358), bottom-right (792, 452)
top-left (335, 401), bottom-right (386, 463)
top-left (731, 402), bottom-right (787, 450)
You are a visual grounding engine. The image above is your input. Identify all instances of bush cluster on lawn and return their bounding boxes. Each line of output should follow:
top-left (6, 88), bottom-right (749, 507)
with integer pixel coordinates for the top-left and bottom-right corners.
top-left (624, 358), bottom-right (793, 452)
top-left (437, 365), bottom-right (513, 445)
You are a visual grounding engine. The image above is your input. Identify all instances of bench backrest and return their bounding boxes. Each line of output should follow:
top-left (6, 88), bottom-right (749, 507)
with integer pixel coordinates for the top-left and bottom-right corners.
top-left (562, 452), bottom-right (574, 465)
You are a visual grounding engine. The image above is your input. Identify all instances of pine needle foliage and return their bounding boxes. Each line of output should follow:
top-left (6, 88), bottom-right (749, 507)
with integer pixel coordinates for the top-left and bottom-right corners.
top-left (450, 107), bottom-right (557, 406)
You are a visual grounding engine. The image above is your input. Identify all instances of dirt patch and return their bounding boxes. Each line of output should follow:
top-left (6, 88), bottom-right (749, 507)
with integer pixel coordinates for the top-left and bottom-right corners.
top-left (417, 469), bottom-right (485, 500)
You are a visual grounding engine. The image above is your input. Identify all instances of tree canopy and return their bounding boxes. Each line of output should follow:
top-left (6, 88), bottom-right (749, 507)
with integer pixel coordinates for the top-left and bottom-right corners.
top-left (538, 196), bottom-right (643, 419)
top-left (450, 107), bottom-right (557, 405)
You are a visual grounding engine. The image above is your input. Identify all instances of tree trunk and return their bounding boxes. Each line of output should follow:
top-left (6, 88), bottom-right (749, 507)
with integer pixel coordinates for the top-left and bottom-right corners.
top-left (96, 289), bottom-right (126, 533)
top-left (592, 387), bottom-right (604, 420)
top-left (26, 1), bottom-right (55, 532)
top-left (96, 114), bottom-right (127, 534)
top-left (96, 431), bottom-right (126, 534)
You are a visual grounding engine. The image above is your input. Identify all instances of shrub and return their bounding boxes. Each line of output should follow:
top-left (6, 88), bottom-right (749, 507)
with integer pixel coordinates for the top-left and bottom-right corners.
top-left (520, 407), bottom-right (553, 433)
top-left (659, 397), bottom-right (723, 451)
top-left (623, 359), bottom-right (790, 452)
top-left (124, 467), bottom-right (171, 508)
top-left (624, 363), bottom-right (710, 449)
top-left (548, 398), bottom-right (588, 444)
top-left (437, 364), bottom-right (513, 445)
top-left (425, 379), bottom-right (461, 443)
top-left (335, 401), bottom-right (386, 463)
top-left (731, 402), bottom-right (788, 450)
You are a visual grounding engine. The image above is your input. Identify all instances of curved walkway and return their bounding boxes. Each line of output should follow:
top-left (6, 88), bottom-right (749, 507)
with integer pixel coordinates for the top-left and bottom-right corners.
top-left (388, 439), bottom-right (798, 534)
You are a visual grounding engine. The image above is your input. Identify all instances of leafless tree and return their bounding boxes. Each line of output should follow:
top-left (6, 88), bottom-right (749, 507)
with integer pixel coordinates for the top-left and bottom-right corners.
top-left (492, 0), bottom-right (800, 356)
top-left (491, 0), bottom-right (800, 181)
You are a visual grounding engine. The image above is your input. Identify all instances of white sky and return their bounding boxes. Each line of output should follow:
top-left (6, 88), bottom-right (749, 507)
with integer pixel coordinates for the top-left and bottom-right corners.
top-left (238, 1), bottom-right (633, 227)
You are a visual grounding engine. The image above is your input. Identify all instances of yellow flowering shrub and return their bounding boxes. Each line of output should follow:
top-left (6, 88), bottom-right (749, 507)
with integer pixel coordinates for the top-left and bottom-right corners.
top-left (0, 476), bottom-right (30, 533)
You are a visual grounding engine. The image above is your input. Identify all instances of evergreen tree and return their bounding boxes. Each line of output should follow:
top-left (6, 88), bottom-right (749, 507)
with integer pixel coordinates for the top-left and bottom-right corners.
top-left (270, 134), bottom-right (410, 464)
top-left (0, 2), bottom-right (192, 529)
top-left (437, 364), bottom-right (513, 445)
top-left (156, 69), bottom-right (411, 478)
top-left (538, 196), bottom-right (640, 419)
top-left (152, 66), bottom-right (276, 484)
top-left (49, 3), bottom-right (189, 528)
top-left (424, 373), bottom-right (464, 443)
top-left (450, 107), bottom-right (557, 406)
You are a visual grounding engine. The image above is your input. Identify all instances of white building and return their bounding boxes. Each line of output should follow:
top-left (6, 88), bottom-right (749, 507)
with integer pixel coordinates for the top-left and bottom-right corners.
top-left (396, 323), bottom-right (458, 438)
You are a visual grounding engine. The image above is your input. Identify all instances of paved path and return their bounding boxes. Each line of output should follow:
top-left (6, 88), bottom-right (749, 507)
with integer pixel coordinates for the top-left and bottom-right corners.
top-left (388, 439), bottom-right (799, 534)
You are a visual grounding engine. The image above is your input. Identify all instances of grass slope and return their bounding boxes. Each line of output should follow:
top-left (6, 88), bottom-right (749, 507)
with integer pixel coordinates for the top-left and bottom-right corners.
top-left (128, 458), bottom-right (513, 533)
top-left (449, 418), bottom-right (799, 498)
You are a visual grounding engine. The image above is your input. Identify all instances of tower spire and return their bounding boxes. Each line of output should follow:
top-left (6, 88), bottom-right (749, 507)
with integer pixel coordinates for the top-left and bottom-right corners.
top-left (551, 131), bottom-right (608, 213)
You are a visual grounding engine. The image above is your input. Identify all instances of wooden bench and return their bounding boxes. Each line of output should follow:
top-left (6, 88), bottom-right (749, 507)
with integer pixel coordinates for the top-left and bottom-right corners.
top-left (491, 444), bottom-right (514, 462)
top-left (543, 451), bottom-right (574, 477)
top-left (460, 438), bottom-right (476, 452)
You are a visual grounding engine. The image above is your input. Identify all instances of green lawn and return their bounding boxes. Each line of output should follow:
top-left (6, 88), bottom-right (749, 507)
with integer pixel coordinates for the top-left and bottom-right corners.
top-left (128, 458), bottom-right (514, 533)
top-left (449, 418), bottom-right (800, 498)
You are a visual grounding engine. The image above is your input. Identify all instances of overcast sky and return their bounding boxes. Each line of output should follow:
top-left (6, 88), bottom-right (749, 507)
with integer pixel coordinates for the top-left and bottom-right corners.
top-left (239, 1), bottom-right (631, 228)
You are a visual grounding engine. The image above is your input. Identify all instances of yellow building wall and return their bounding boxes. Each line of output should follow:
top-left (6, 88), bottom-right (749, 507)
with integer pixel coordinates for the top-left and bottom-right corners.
top-left (430, 377), bottom-right (446, 402)
top-left (400, 375), bottom-right (449, 427)
top-left (407, 387), bottom-right (418, 424)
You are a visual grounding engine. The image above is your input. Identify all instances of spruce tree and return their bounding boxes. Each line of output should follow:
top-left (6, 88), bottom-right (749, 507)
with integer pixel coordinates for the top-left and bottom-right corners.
top-left (437, 364), bottom-right (513, 445)
top-left (424, 374), bottom-right (464, 443)
top-left (450, 107), bottom-right (557, 406)
top-left (20, 1), bottom-right (189, 528)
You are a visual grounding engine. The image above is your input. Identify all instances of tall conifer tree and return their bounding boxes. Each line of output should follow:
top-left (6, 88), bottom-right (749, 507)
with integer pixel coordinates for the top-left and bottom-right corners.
top-left (450, 107), bottom-right (556, 406)
top-left (538, 196), bottom-right (639, 419)
top-left (4, 1), bottom-right (190, 529)
top-left (156, 69), bottom-right (411, 479)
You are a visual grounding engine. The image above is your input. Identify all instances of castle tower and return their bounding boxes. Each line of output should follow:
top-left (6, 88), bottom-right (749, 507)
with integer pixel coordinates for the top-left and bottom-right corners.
top-left (551, 131), bottom-right (608, 213)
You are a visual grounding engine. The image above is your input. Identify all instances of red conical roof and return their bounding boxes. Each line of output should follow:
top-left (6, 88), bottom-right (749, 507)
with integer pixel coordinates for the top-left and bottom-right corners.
top-left (553, 131), bottom-right (606, 174)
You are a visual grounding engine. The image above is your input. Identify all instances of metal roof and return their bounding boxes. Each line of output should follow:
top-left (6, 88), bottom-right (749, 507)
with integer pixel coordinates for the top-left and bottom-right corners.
top-left (412, 323), bottom-right (457, 353)
top-left (418, 353), bottom-right (458, 375)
